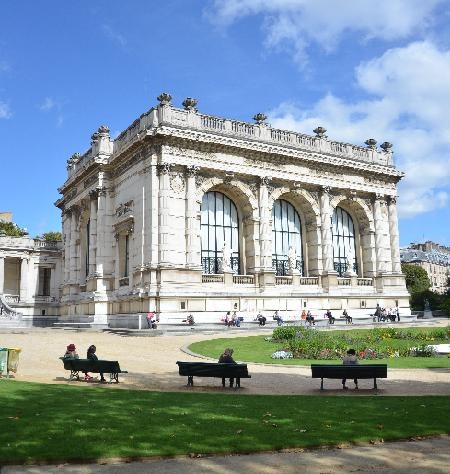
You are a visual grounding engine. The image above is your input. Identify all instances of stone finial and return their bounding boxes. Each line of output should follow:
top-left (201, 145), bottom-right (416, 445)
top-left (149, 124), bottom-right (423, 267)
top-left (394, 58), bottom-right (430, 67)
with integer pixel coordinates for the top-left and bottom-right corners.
top-left (182, 97), bottom-right (198, 111)
top-left (68, 152), bottom-right (81, 164)
top-left (253, 113), bottom-right (267, 124)
top-left (313, 126), bottom-right (327, 138)
top-left (97, 125), bottom-right (110, 136)
top-left (91, 132), bottom-right (99, 144)
top-left (157, 92), bottom-right (172, 105)
top-left (380, 141), bottom-right (393, 152)
top-left (365, 138), bottom-right (377, 149)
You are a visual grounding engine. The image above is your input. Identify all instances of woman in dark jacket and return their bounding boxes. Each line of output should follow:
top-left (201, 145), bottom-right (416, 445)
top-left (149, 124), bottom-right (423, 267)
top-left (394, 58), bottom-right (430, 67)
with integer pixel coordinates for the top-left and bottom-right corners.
top-left (87, 345), bottom-right (106, 383)
top-left (218, 348), bottom-right (236, 388)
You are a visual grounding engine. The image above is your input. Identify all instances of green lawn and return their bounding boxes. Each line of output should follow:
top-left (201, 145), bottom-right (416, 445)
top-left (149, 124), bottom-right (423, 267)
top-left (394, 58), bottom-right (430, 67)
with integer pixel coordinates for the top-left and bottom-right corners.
top-left (189, 335), bottom-right (450, 368)
top-left (1, 381), bottom-right (449, 464)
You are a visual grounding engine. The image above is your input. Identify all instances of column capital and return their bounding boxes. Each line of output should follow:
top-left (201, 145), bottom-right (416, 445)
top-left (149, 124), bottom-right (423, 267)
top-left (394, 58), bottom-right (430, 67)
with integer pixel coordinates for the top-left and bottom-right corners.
top-left (157, 163), bottom-right (173, 175)
top-left (186, 165), bottom-right (200, 177)
top-left (260, 176), bottom-right (272, 186)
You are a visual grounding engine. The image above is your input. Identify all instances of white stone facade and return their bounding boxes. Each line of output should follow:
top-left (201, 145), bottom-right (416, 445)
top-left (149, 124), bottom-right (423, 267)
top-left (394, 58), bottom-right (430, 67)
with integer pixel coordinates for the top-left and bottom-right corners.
top-left (55, 94), bottom-right (410, 326)
top-left (0, 235), bottom-right (62, 317)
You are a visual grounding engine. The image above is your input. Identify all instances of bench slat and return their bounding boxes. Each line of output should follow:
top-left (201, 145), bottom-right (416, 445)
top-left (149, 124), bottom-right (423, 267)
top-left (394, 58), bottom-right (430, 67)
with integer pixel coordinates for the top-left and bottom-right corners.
top-left (60, 358), bottom-right (128, 383)
top-left (176, 361), bottom-right (251, 387)
top-left (311, 364), bottom-right (387, 390)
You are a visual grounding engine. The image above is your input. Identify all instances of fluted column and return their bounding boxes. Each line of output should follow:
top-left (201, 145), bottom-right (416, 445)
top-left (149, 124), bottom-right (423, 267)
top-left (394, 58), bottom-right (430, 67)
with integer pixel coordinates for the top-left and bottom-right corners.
top-left (373, 194), bottom-right (385, 274)
top-left (388, 196), bottom-right (402, 273)
top-left (157, 163), bottom-right (172, 265)
top-left (259, 176), bottom-right (272, 271)
top-left (88, 190), bottom-right (98, 276)
top-left (185, 165), bottom-right (201, 269)
top-left (319, 187), bottom-right (334, 272)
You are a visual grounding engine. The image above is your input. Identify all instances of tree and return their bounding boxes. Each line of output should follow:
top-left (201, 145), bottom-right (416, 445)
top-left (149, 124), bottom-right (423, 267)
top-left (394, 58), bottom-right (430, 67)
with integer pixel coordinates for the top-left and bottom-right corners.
top-left (41, 231), bottom-right (62, 241)
top-left (0, 221), bottom-right (27, 237)
top-left (401, 263), bottom-right (431, 310)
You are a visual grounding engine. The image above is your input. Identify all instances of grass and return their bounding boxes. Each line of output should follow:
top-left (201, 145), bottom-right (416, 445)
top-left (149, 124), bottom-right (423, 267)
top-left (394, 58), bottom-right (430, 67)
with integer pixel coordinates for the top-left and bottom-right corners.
top-left (0, 380), bottom-right (449, 465)
top-left (189, 333), bottom-right (450, 369)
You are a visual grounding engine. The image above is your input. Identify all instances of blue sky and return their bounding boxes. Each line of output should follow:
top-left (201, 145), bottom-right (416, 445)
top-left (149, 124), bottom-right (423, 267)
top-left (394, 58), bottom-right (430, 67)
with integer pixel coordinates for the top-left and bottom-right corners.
top-left (2, 0), bottom-right (450, 247)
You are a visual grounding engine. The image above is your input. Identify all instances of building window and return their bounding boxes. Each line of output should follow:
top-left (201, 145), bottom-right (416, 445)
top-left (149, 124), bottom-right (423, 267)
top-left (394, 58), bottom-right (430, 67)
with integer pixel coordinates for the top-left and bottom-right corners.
top-left (201, 191), bottom-right (240, 274)
top-left (332, 206), bottom-right (357, 276)
top-left (38, 267), bottom-right (51, 296)
top-left (272, 199), bottom-right (303, 276)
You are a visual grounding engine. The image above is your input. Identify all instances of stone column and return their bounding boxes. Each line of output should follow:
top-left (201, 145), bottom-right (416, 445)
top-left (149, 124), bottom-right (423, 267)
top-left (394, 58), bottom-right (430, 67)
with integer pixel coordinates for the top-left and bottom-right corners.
top-left (259, 176), bottom-right (272, 271)
top-left (185, 165), bottom-right (201, 269)
top-left (157, 163), bottom-right (172, 265)
top-left (88, 190), bottom-right (98, 276)
top-left (258, 176), bottom-right (275, 286)
top-left (319, 187), bottom-right (334, 272)
top-left (373, 194), bottom-right (385, 274)
top-left (19, 257), bottom-right (29, 302)
top-left (388, 196), bottom-right (402, 273)
top-left (95, 187), bottom-right (107, 278)
top-left (69, 207), bottom-right (79, 285)
top-left (0, 255), bottom-right (4, 294)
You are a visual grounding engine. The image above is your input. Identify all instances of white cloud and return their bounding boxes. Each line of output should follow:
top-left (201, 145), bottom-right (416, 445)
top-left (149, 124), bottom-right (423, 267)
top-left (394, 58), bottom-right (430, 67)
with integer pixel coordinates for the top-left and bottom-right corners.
top-left (39, 97), bottom-right (57, 112)
top-left (101, 24), bottom-right (127, 48)
top-left (207, 0), bottom-right (444, 64)
top-left (0, 101), bottom-right (11, 119)
top-left (267, 41), bottom-right (450, 219)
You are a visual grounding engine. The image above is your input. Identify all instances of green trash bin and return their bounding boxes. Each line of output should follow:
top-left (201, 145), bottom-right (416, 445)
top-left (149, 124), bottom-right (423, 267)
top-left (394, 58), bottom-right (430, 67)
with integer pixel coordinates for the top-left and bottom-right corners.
top-left (0, 348), bottom-right (8, 377)
top-left (7, 348), bottom-right (21, 377)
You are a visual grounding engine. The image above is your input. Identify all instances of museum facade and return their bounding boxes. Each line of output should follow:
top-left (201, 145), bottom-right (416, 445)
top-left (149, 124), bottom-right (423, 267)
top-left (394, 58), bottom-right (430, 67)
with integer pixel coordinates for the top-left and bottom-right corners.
top-left (55, 93), bottom-right (409, 327)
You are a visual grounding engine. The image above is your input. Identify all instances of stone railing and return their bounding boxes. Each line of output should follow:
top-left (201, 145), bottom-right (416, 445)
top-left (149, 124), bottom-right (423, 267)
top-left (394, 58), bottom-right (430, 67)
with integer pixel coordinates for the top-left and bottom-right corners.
top-left (275, 276), bottom-right (293, 285)
top-left (34, 295), bottom-right (58, 303)
top-left (202, 274), bottom-right (224, 283)
top-left (337, 278), bottom-right (351, 286)
top-left (112, 104), bottom-right (395, 169)
top-left (357, 278), bottom-right (373, 286)
top-left (34, 240), bottom-right (62, 250)
top-left (299, 277), bottom-right (319, 285)
top-left (233, 275), bottom-right (255, 284)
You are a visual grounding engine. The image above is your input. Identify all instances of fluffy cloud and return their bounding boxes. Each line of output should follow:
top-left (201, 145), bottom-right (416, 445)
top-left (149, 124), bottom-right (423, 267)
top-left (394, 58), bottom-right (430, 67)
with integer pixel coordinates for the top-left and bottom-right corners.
top-left (0, 101), bottom-right (11, 119)
top-left (101, 24), bottom-right (127, 48)
top-left (268, 41), bottom-right (450, 218)
top-left (207, 0), bottom-right (444, 64)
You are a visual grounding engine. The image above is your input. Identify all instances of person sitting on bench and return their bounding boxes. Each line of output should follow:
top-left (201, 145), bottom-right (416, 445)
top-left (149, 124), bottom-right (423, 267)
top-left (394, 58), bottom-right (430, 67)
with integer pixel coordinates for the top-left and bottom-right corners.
top-left (325, 309), bottom-right (335, 324)
top-left (63, 343), bottom-right (79, 359)
top-left (306, 310), bottom-right (315, 326)
top-left (87, 345), bottom-right (106, 383)
top-left (256, 313), bottom-right (266, 326)
top-left (218, 348), bottom-right (237, 387)
top-left (342, 348), bottom-right (358, 390)
top-left (273, 310), bottom-right (283, 326)
top-left (342, 309), bottom-right (352, 324)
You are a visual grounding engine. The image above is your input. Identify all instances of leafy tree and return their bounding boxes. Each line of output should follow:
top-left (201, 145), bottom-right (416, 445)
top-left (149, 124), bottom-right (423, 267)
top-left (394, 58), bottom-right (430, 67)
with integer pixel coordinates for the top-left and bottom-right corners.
top-left (401, 263), bottom-right (431, 294)
top-left (0, 221), bottom-right (27, 236)
top-left (41, 231), bottom-right (62, 241)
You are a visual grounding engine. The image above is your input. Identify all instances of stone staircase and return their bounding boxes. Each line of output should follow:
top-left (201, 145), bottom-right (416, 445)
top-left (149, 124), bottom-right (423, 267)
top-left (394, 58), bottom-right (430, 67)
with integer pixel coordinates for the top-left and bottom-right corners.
top-left (0, 294), bottom-right (29, 328)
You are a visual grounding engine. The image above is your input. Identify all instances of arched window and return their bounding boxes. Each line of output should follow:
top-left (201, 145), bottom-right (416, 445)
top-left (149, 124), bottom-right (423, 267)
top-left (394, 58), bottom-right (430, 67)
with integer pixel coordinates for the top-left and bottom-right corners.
top-left (332, 206), bottom-right (357, 276)
top-left (201, 191), bottom-right (240, 274)
top-left (272, 199), bottom-right (303, 276)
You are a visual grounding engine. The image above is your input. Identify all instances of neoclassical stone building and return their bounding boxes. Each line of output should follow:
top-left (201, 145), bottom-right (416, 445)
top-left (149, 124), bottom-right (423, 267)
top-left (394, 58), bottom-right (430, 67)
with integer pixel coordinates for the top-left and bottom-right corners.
top-left (55, 93), bottom-right (409, 327)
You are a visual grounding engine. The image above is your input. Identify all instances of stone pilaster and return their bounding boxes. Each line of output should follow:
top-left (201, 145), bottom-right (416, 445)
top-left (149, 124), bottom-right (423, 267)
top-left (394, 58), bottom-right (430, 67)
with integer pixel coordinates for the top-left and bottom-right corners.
top-left (88, 190), bottom-right (98, 276)
top-left (373, 195), bottom-right (385, 274)
top-left (62, 210), bottom-right (71, 284)
top-left (157, 163), bottom-right (173, 265)
top-left (388, 196), bottom-right (402, 273)
top-left (185, 165), bottom-right (201, 269)
top-left (319, 187), bottom-right (334, 273)
top-left (259, 176), bottom-right (273, 271)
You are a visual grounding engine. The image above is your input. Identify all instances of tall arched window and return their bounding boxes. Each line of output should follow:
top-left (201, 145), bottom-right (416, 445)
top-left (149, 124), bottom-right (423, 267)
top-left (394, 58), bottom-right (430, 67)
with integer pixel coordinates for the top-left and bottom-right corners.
top-left (332, 206), bottom-right (357, 276)
top-left (272, 199), bottom-right (303, 276)
top-left (201, 191), bottom-right (240, 274)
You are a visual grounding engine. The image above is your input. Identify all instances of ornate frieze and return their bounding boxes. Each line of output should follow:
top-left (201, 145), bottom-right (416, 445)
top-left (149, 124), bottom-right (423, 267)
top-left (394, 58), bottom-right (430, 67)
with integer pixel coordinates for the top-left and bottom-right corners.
top-left (66, 187), bottom-right (77, 202)
top-left (112, 150), bottom-right (144, 178)
top-left (157, 163), bottom-right (173, 175)
top-left (186, 165), bottom-right (200, 177)
top-left (84, 173), bottom-right (98, 189)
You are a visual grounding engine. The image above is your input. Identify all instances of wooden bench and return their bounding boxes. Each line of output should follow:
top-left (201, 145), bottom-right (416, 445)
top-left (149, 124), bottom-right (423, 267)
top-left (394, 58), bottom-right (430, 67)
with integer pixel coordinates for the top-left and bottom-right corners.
top-left (311, 364), bottom-right (387, 390)
top-left (60, 357), bottom-right (128, 383)
top-left (176, 361), bottom-right (251, 387)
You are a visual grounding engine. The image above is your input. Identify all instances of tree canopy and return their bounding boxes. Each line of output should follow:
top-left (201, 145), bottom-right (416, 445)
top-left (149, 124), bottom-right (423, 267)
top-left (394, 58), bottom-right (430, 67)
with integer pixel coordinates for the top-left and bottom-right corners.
top-left (0, 221), bottom-right (27, 236)
top-left (41, 231), bottom-right (62, 241)
top-left (401, 263), bottom-right (431, 294)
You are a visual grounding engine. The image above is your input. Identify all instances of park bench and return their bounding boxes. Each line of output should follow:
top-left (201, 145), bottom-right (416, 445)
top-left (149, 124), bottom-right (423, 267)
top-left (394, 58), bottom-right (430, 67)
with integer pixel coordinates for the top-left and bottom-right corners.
top-left (60, 357), bottom-right (128, 383)
top-left (176, 361), bottom-right (251, 387)
top-left (311, 364), bottom-right (387, 390)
